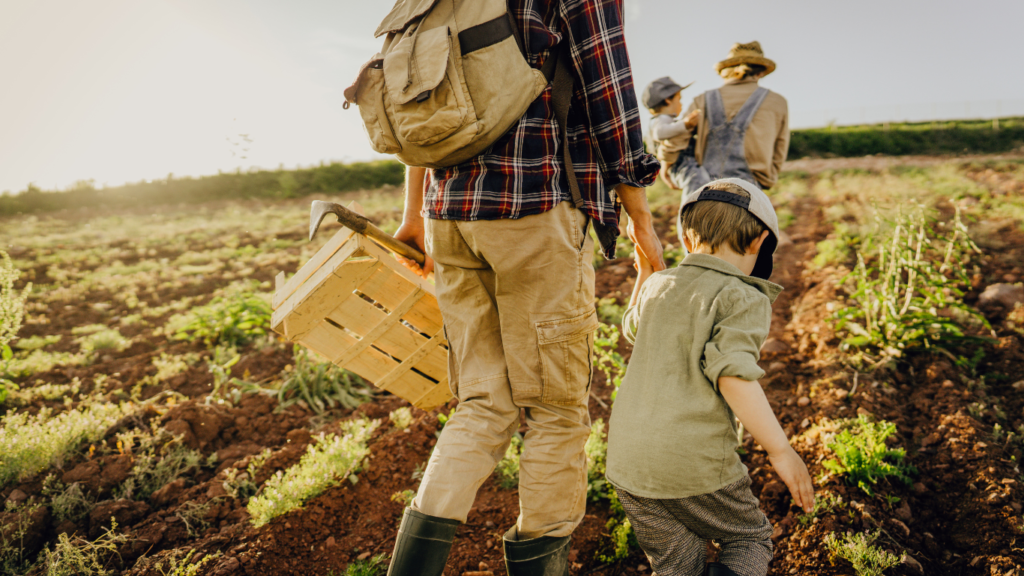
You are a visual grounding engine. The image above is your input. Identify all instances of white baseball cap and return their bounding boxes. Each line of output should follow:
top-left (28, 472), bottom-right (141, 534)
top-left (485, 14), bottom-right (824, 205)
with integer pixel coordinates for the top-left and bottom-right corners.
top-left (679, 178), bottom-right (780, 280)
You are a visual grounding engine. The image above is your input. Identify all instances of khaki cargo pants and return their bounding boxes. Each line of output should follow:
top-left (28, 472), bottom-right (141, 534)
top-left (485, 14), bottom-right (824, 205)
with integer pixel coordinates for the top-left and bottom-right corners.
top-left (411, 201), bottom-right (597, 539)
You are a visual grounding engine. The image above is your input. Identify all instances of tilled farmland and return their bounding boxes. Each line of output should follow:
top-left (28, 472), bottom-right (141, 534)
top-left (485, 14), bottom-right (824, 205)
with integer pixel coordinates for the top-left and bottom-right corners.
top-left (2, 156), bottom-right (1023, 576)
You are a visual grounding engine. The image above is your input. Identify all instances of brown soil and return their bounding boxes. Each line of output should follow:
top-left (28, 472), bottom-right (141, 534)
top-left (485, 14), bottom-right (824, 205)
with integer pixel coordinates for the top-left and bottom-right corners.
top-left (3, 161), bottom-right (1024, 576)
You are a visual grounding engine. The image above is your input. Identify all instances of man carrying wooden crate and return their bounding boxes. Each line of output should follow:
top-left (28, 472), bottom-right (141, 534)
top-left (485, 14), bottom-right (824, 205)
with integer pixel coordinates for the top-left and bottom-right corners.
top-left (384, 1), bottom-right (664, 574)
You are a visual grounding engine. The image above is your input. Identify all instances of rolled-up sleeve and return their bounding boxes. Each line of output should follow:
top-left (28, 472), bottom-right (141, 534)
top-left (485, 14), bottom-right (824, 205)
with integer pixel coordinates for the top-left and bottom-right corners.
top-left (702, 290), bottom-right (771, 390)
top-left (560, 0), bottom-right (659, 189)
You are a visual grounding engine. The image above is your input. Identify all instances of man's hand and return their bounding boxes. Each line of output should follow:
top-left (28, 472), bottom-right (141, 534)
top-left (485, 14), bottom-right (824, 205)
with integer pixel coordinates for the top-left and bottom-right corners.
top-left (393, 220), bottom-right (434, 279)
top-left (616, 184), bottom-right (665, 272)
top-left (394, 166), bottom-right (434, 278)
top-left (683, 108), bottom-right (701, 131)
top-left (768, 447), bottom-right (815, 513)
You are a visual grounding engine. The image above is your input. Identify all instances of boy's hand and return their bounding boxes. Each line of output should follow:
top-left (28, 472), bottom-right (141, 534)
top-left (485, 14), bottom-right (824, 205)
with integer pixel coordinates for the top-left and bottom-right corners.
top-left (768, 447), bottom-right (815, 513)
top-left (633, 243), bottom-right (653, 274)
top-left (683, 109), bottom-right (701, 131)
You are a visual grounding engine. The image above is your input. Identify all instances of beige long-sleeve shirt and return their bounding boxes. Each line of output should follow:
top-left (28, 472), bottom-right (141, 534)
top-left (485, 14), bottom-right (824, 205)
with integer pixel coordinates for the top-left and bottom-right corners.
top-left (686, 78), bottom-right (790, 189)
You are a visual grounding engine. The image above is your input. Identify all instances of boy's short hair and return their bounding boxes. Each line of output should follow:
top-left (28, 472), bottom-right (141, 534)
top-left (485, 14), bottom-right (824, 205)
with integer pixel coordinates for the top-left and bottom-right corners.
top-left (680, 181), bottom-right (767, 255)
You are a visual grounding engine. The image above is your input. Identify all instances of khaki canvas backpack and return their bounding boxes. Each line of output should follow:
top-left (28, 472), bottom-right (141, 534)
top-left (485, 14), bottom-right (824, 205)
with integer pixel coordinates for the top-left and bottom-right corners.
top-left (343, 0), bottom-right (552, 169)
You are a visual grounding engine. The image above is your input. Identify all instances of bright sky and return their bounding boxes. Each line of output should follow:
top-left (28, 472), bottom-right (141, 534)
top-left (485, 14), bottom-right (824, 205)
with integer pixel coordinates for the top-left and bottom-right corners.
top-left (2, 0), bottom-right (1022, 194)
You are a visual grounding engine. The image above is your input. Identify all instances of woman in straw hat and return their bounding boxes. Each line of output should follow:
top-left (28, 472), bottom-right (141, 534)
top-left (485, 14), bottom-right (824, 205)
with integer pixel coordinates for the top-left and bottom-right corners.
top-left (664, 41), bottom-right (790, 244)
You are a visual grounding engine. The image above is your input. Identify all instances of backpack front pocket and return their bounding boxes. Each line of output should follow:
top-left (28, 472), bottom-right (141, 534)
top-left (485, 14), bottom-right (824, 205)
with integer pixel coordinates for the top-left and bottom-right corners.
top-left (383, 25), bottom-right (468, 146)
top-left (352, 57), bottom-right (402, 154)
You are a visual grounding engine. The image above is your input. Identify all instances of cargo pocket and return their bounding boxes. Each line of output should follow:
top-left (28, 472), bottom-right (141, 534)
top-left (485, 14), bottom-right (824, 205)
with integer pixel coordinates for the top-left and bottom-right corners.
top-left (535, 308), bottom-right (599, 406)
top-left (384, 25), bottom-right (468, 146)
top-left (352, 56), bottom-right (402, 154)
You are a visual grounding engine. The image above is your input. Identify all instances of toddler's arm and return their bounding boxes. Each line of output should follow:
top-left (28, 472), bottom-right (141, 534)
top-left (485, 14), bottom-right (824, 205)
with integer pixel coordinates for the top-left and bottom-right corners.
top-left (719, 376), bottom-right (815, 512)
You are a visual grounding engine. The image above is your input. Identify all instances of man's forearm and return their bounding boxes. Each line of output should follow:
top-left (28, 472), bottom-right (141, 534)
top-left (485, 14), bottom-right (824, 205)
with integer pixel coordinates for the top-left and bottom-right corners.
top-left (403, 166), bottom-right (428, 224)
top-left (615, 183), bottom-right (652, 227)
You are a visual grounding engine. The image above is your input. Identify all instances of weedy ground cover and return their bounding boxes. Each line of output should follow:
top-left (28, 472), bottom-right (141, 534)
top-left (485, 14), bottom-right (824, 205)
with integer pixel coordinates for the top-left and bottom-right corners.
top-left (822, 415), bottom-right (915, 496)
top-left (170, 280), bottom-right (272, 347)
top-left (247, 418), bottom-right (379, 527)
top-left (824, 530), bottom-right (902, 576)
top-left (39, 518), bottom-right (128, 576)
top-left (116, 429), bottom-right (205, 501)
top-left (831, 205), bottom-right (991, 369)
top-left (0, 250), bottom-right (30, 403)
top-left (495, 434), bottom-right (523, 489)
top-left (272, 347), bottom-right (374, 413)
top-left (0, 402), bottom-right (127, 486)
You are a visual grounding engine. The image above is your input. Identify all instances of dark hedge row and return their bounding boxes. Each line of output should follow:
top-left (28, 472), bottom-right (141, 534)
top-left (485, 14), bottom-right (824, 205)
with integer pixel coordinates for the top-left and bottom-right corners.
top-left (0, 160), bottom-right (405, 217)
top-left (788, 117), bottom-right (1024, 159)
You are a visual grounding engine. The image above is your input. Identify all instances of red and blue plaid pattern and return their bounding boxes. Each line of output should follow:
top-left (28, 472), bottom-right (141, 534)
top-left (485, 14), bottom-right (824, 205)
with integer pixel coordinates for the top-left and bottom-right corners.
top-left (423, 0), bottom-right (659, 258)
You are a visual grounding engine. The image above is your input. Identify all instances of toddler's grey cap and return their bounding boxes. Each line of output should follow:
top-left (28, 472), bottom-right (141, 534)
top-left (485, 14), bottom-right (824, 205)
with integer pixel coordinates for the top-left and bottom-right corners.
top-left (641, 76), bottom-right (693, 109)
top-left (680, 178), bottom-right (780, 280)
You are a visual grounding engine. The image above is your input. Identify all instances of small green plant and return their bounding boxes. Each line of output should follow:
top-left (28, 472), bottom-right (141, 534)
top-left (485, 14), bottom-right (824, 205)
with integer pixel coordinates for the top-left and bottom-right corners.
top-left (14, 334), bottom-right (61, 351)
top-left (812, 223), bottom-right (855, 268)
top-left (172, 281), bottom-right (271, 346)
top-left (0, 402), bottom-right (127, 486)
top-left (338, 553), bottom-right (388, 576)
top-left (585, 419), bottom-right (610, 502)
top-left (147, 549), bottom-right (220, 576)
top-left (798, 492), bottom-right (846, 526)
top-left (0, 250), bottom-right (31, 404)
top-left (40, 518), bottom-right (128, 576)
top-left (822, 415), bottom-right (915, 496)
top-left (1, 502), bottom-right (41, 574)
top-left (222, 448), bottom-right (272, 500)
top-left (390, 489), bottom-right (416, 508)
top-left (596, 297), bottom-right (627, 325)
top-left (77, 327), bottom-right (131, 357)
top-left (247, 418), bottom-right (380, 527)
top-left (206, 344), bottom-right (242, 403)
top-left (495, 434), bottom-right (523, 489)
top-left (594, 323), bottom-right (626, 397)
top-left (116, 430), bottom-right (203, 500)
top-left (43, 475), bottom-right (95, 523)
top-left (832, 205), bottom-right (991, 368)
top-left (175, 500), bottom-right (213, 537)
top-left (824, 530), bottom-right (901, 576)
top-left (583, 419), bottom-right (637, 563)
top-left (389, 406), bottom-right (414, 430)
top-left (274, 346), bottom-right (374, 413)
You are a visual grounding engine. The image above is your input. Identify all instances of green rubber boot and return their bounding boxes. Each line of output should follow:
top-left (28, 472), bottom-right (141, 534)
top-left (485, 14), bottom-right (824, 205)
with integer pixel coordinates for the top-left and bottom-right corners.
top-left (705, 562), bottom-right (739, 576)
top-left (386, 508), bottom-right (460, 576)
top-left (503, 526), bottom-right (571, 576)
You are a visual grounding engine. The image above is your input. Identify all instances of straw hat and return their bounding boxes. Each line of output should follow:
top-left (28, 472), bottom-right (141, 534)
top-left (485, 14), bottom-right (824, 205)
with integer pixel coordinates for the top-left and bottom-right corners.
top-left (714, 41), bottom-right (776, 76)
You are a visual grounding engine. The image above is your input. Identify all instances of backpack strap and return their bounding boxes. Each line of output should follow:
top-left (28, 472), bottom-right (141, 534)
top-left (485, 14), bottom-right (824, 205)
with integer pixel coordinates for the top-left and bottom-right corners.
top-left (549, 45), bottom-right (585, 210)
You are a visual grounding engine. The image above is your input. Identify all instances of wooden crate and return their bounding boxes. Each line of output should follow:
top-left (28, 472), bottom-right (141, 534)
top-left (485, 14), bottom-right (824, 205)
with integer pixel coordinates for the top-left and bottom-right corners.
top-left (271, 219), bottom-right (451, 411)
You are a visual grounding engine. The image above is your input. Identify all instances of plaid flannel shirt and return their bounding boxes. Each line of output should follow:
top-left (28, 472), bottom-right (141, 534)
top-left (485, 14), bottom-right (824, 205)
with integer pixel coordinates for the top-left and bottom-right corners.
top-left (423, 0), bottom-right (659, 258)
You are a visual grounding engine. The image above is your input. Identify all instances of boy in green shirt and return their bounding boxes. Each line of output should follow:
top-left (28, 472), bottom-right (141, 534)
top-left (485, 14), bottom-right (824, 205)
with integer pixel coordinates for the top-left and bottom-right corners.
top-left (606, 178), bottom-right (814, 576)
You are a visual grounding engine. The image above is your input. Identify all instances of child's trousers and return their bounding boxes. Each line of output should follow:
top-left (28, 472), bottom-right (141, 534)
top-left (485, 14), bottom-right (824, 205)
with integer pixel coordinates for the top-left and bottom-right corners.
top-left (617, 476), bottom-right (773, 576)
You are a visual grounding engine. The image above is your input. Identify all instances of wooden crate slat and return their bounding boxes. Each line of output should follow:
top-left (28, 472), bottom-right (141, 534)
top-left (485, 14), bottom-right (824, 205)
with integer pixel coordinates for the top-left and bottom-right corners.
top-left (373, 330), bottom-right (445, 390)
top-left (380, 369), bottom-right (440, 401)
top-left (273, 256), bottom-right (381, 340)
top-left (296, 322), bottom-right (394, 382)
top-left (411, 378), bottom-right (453, 411)
top-left (272, 227), bottom-right (356, 310)
top-left (273, 228), bottom-right (453, 411)
top-left (271, 235), bottom-right (370, 329)
top-left (331, 287), bottom-right (424, 368)
top-left (357, 267), bottom-right (444, 335)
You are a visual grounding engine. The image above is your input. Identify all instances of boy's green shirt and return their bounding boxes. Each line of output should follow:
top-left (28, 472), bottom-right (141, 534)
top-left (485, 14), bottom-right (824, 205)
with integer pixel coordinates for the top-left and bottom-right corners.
top-left (606, 253), bottom-right (783, 499)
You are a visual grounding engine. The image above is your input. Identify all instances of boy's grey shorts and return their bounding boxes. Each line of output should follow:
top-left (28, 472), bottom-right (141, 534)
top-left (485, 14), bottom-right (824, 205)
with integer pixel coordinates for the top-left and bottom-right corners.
top-left (616, 476), bottom-right (773, 576)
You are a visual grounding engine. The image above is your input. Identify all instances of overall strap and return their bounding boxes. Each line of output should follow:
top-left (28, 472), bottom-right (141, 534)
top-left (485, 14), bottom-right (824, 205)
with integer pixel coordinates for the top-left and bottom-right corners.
top-left (704, 89), bottom-right (728, 126)
top-left (730, 87), bottom-right (769, 132)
